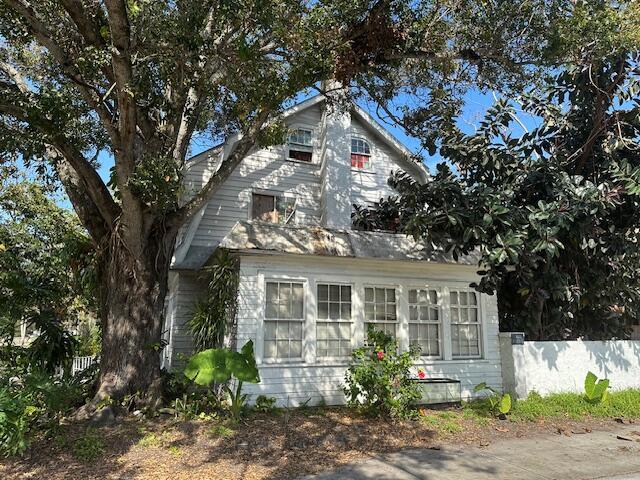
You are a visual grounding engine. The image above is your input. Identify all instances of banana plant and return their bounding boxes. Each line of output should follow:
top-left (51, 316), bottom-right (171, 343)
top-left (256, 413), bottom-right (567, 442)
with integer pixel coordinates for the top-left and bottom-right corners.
top-left (474, 382), bottom-right (512, 416)
top-left (584, 372), bottom-right (610, 404)
top-left (184, 340), bottom-right (260, 422)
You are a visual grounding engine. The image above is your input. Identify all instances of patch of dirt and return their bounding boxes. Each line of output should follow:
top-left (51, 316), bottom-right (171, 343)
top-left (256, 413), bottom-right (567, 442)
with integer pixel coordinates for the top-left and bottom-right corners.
top-left (0, 408), bottom-right (631, 480)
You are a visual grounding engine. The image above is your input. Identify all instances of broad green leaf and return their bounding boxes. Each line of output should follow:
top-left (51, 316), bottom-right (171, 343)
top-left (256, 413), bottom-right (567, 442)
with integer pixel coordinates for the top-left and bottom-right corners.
top-left (498, 393), bottom-right (512, 414)
top-left (184, 348), bottom-right (231, 386)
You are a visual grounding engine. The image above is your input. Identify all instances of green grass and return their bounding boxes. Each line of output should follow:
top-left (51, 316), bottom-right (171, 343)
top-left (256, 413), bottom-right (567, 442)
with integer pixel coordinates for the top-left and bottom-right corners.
top-left (464, 389), bottom-right (640, 422)
top-left (209, 424), bottom-right (236, 438)
top-left (419, 410), bottom-right (464, 434)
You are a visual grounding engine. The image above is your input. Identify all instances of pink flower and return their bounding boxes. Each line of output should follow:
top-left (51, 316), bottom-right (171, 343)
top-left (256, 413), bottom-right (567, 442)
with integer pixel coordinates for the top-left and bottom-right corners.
top-left (418, 369), bottom-right (426, 379)
top-left (376, 351), bottom-right (384, 360)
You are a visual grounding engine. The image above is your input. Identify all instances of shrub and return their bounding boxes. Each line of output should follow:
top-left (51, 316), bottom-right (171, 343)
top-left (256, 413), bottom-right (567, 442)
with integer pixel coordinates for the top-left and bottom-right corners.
top-left (0, 369), bottom-right (95, 456)
top-left (343, 326), bottom-right (420, 418)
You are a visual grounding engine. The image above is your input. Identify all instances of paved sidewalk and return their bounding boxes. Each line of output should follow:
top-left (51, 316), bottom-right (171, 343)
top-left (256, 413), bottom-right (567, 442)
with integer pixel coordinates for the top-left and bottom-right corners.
top-left (303, 425), bottom-right (640, 480)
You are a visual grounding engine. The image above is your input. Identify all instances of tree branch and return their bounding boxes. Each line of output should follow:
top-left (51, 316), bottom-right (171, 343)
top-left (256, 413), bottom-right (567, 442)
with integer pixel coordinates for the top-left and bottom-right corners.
top-left (0, 91), bottom-right (120, 227)
top-left (104, 0), bottom-right (136, 173)
top-left (4, 0), bottom-right (120, 144)
top-left (167, 109), bottom-right (271, 227)
top-left (55, 157), bottom-right (111, 243)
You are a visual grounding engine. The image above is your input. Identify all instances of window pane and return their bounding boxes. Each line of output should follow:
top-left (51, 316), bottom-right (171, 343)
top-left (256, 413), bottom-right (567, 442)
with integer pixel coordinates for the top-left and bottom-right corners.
top-left (429, 290), bottom-right (438, 304)
top-left (266, 283), bottom-right (278, 303)
top-left (265, 322), bottom-right (277, 340)
top-left (266, 303), bottom-right (278, 319)
top-left (329, 302), bottom-right (340, 320)
top-left (264, 340), bottom-right (277, 358)
top-left (341, 285), bottom-right (351, 299)
top-left (329, 285), bottom-right (340, 301)
top-left (469, 292), bottom-right (477, 305)
top-left (318, 301), bottom-right (328, 319)
top-left (341, 303), bottom-right (352, 320)
top-left (386, 289), bottom-right (396, 303)
top-left (290, 341), bottom-right (302, 358)
top-left (252, 194), bottom-right (275, 222)
top-left (290, 322), bottom-right (302, 339)
top-left (365, 288), bottom-right (374, 302)
top-left (289, 149), bottom-right (312, 162)
top-left (364, 303), bottom-right (374, 320)
top-left (451, 291), bottom-right (458, 305)
top-left (318, 284), bottom-right (328, 301)
top-left (409, 289), bottom-right (417, 304)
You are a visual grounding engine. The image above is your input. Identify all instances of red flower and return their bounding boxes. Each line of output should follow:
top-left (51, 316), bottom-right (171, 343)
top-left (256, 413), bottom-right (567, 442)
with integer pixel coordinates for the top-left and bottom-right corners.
top-left (418, 369), bottom-right (426, 379)
top-left (376, 351), bottom-right (384, 360)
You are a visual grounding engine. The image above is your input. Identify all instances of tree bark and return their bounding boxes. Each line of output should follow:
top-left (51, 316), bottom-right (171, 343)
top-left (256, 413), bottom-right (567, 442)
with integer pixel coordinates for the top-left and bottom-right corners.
top-left (87, 222), bottom-right (177, 411)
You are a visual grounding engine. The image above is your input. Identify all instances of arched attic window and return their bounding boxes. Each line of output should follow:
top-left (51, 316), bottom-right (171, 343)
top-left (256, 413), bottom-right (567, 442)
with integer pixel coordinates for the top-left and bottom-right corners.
top-left (351, 137), bottom-right (372, 170)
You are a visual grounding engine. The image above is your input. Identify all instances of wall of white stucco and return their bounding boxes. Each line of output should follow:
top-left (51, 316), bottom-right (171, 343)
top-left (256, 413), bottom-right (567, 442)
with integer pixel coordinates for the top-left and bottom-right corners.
top-left (499, 333), bottom-right (640, 398)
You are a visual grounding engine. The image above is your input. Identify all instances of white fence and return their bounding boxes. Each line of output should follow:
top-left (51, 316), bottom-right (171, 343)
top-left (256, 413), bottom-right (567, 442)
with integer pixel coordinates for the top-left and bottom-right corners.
top-left (55, 355), bottom-right (98, 377)
top-left (72, 355), bottom-right (98, 375)
top-left (499, 333), bottom-right (640, 398)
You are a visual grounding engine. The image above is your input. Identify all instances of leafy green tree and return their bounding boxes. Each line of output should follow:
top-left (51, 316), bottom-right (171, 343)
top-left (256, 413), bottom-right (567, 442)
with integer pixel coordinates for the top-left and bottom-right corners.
top-left (0, 179), bottom-right (94, 369)
top-left (356, 50), bottom-right (640, 339)
top-left (0, 0), bottom-right (576, 407)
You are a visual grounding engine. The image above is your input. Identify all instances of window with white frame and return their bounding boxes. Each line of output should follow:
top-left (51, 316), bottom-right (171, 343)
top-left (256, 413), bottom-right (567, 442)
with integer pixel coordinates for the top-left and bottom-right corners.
top-left (287, 127), bottom-right (314, 162)
top-left (264, 281), bottom-right (304, 359)
top-left (408, 288), bottom-right (441, 357)
top-left (351, 137), bottom-right (372, 170)
top-left (251, 192), bottom-right (296, 224)
top-left (450, 290), bottom-right (481, 358)
top-left (364, 287), bottom-right (397, 337)
top-left (316, 284), bottom-right (352, 357)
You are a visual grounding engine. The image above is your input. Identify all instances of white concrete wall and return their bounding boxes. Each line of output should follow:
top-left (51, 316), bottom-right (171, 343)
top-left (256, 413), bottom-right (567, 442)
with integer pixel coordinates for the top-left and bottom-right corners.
top-left (235, 254), bottom-right (502, 407)
top-left (499, 334), bottom-right (640, 398)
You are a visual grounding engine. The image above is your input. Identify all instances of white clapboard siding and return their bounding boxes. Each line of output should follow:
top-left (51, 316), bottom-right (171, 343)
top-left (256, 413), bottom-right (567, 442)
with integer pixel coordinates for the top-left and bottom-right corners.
top-left (165, 271), bottom-right (206, 367)
top-left (350, 115), bottom-right (404, 208)
top-left (188, 104), bottom-right (324, 248)
top-left (234, 254), bottom-right (503, 407)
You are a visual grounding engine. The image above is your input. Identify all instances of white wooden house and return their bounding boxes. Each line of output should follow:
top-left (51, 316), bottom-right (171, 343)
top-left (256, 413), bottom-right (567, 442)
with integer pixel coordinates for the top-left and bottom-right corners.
top-left (163, 94), bottom-right (502, 406)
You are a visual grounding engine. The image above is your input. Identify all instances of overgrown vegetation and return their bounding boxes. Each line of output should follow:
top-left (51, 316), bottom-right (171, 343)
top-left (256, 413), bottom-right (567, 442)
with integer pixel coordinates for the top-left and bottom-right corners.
top-left (0, 367), bottom-right (97, 457)
top-left (344, 327), bottom-right (421, 419)
top-left (189, 249), bottom-right (239, 350)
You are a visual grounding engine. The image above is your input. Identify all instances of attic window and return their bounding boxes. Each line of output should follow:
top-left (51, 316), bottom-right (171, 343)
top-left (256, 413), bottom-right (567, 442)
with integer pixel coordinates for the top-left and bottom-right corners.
top-left (287, 128), bottom-right (313, 162)
top-left (351, 138), bottom-right (371, 170)
top-left (251, 193), bottom-right (296, 224)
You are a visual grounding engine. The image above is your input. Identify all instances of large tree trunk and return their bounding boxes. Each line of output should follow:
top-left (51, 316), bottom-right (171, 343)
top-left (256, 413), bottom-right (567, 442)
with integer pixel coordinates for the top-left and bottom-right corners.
top-left (88, 224), bottom-right (177, 411)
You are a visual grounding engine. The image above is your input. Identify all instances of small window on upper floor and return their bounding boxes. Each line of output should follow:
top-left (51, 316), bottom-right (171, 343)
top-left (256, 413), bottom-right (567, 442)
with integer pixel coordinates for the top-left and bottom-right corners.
top-left (351, 137), bottom-right (372, 170)
top-left (251, 192), bottom-right (296, 224)
top-left (287, 128), bottom-right (314, 162)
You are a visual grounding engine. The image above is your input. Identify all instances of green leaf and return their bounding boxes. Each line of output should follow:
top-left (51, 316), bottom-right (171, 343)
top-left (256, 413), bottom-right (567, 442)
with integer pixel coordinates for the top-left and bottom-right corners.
top-left (584, 371), bottom-right (597, 398)
top-left (184, 348), bottom-right (231, 386)
top-left (498, 393), bottom-right (512, 414)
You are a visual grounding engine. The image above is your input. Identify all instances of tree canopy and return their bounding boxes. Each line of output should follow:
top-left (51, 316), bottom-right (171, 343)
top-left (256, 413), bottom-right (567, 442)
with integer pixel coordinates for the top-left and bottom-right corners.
top-left (356, 49), bottom-right (640, 340)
